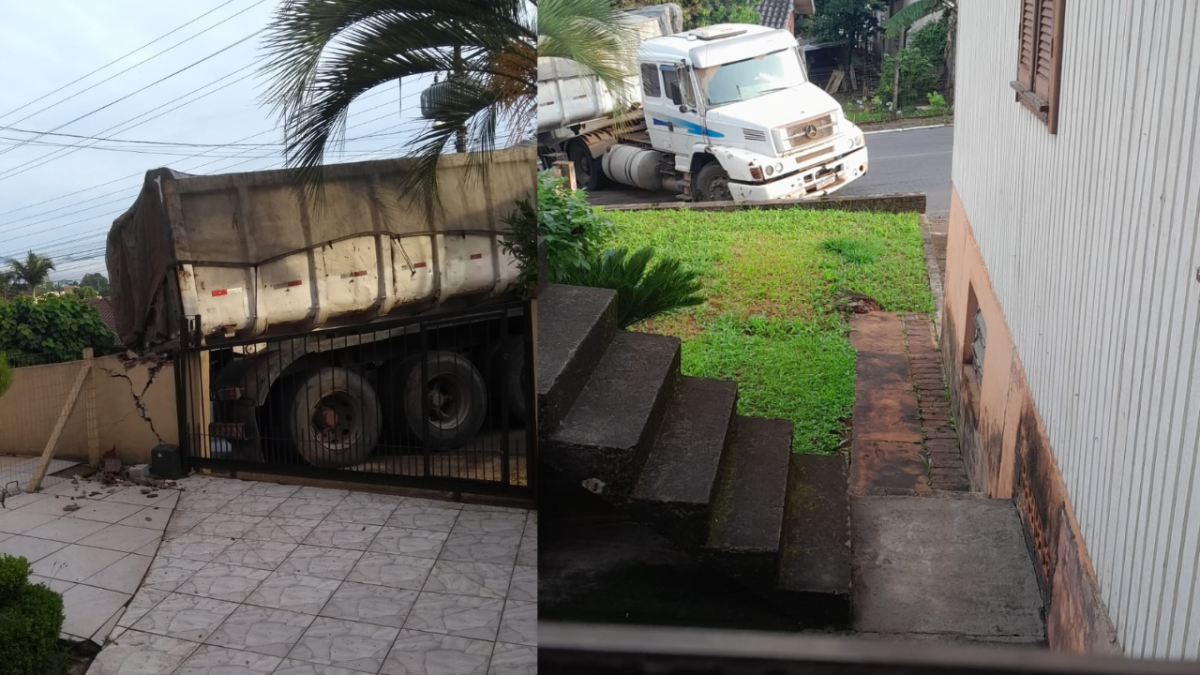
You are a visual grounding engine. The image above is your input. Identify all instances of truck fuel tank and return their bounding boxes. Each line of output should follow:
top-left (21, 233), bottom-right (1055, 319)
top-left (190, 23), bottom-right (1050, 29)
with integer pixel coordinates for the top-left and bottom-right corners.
top-left (602, 145), bottom-right (667, 191)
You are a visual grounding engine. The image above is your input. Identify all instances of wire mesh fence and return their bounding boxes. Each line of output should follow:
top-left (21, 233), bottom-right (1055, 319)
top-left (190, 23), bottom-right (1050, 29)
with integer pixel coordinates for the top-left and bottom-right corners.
top-left (0, 351), bottom-right (92, 503)
top-left (178, 300), bottom-right (535, 498)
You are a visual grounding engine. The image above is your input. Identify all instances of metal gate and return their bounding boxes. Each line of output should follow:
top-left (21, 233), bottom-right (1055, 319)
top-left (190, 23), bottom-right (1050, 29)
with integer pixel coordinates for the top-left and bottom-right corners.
top-left (174, 299), bottom-right (535, 499)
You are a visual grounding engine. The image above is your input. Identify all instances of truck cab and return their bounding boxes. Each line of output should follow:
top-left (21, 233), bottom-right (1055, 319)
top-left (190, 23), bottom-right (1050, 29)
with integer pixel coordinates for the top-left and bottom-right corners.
top-left (637, 24), bottom-right (868, 201)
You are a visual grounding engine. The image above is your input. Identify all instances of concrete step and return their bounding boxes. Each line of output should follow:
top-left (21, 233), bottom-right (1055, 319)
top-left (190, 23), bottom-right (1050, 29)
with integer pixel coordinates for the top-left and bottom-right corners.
top-left (536, 284), bottom-right (619, 434)
top-left (631, 377), bottom-right (739, 548)
top-left (703, 416), bottom-right (792, 587)
top-left (547, 331), bottom-right (682, 497)
top-left (777, 453), bottom-right (852, 627)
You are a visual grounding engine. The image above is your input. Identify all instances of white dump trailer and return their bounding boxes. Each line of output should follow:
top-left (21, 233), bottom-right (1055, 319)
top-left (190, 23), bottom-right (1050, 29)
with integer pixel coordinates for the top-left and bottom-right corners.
top-left (107, 148), bottom-right (535, 467)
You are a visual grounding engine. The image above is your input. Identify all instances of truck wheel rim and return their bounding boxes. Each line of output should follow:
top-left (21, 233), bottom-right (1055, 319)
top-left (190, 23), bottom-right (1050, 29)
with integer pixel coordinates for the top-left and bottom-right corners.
top-left (709, 175), bottom-right (732, 201)
top-left (310, 391), bottom-right (360, 451)
top-left (426, 373), bottom-right (469, 430)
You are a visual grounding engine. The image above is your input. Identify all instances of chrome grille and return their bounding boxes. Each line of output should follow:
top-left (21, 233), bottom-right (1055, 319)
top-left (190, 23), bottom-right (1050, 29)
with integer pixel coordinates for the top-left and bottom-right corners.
top-left (785, 114), bottom-right (836, 148)
top-left (742, 128), bottom-right (767, 142)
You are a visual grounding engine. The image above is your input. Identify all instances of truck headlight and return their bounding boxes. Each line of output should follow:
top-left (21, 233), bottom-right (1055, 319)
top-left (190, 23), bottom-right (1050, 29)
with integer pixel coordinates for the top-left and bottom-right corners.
top-left (765, 165), bottom-right (774, 176)
top-left (774, 162), bottom-right (784, 174)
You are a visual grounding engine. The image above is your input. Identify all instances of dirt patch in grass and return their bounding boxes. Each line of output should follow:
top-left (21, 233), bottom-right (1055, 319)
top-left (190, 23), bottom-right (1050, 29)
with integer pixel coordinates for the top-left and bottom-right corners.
top-left (608, 207), bottom-right (932, 453)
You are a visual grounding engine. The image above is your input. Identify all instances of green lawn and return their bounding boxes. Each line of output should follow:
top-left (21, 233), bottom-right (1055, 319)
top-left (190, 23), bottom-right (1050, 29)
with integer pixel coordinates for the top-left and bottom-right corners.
top-left (606, 208), bottom-right (932, 454)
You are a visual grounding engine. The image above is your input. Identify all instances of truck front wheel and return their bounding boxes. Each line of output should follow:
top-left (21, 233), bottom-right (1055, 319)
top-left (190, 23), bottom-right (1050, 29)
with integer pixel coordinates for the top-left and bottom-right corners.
top-left (288, 367), bottom-right (382, 469)
top-left (403, 351), bottom-right (489, 450)
top-left (694, 162), bottom-right (732, 202)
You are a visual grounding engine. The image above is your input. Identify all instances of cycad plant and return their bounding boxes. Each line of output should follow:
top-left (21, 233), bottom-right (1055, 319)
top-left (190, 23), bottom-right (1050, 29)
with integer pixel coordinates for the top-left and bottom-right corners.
top-left (0, 354), bottom-right (11, 399)
top-left (557, 247), bottom-right (705, 328)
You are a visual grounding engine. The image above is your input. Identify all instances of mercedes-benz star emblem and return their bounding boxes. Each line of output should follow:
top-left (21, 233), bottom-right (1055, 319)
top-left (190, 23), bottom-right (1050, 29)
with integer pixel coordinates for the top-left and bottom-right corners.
top-left (803, 124), bottom-right (819, 139)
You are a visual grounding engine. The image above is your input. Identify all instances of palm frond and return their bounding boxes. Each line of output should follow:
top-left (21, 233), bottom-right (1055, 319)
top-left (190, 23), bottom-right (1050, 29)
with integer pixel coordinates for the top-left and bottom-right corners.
top-left (885, 0), bottom-right (937, 38)
top-left (538, 0), bottom-right (637, 104)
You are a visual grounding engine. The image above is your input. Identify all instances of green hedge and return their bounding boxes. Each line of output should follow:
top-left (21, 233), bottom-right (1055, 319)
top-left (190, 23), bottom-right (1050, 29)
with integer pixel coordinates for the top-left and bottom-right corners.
top-left (0, 555), bottom-right (65, 675)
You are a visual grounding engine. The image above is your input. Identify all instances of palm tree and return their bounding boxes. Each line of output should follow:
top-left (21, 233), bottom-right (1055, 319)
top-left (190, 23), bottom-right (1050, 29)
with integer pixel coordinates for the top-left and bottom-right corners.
top-left (885, 0), bottom-right (956, 100)
top-left (261, 0), bottom-right (632, 212)
top-left (8, 252), bottom-right (55, 298)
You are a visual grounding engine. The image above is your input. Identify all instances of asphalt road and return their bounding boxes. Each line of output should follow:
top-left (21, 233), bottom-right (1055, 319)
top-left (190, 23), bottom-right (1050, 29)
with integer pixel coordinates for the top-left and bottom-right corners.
top-left (585, 124), bottom-right (954, 217)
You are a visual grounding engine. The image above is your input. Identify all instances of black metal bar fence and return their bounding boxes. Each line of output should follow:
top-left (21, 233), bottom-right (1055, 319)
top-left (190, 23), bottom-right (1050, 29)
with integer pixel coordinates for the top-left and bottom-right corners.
top-left (175, 299), bottom-right (535, 500)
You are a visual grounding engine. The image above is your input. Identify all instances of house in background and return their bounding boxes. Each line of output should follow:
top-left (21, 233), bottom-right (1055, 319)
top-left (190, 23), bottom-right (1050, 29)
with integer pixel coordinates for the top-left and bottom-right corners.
top-left (945, 0), bottom-right (1200, 659)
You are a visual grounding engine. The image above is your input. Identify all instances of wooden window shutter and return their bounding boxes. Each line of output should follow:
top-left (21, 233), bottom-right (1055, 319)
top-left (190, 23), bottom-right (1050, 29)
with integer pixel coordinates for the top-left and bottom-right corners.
top-left (1017, 0), bottom-right (1037, 88)
top-left (1012, 0), bottom-right (1066, 133)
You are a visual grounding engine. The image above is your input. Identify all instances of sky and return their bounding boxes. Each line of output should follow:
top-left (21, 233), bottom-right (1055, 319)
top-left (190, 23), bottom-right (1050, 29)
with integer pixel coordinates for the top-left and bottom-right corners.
top-left (0, 0), bottom-right (452, 281)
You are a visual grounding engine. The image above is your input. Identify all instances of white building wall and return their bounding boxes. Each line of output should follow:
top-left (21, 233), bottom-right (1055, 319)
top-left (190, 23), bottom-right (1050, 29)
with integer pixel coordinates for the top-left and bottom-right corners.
top-left (952, 0), bottom-right (1200, 660)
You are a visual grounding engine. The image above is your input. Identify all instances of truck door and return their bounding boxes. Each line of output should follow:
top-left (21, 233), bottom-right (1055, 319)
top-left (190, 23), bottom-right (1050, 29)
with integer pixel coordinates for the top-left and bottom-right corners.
top-left (651, 64), bottom-right (708, 156)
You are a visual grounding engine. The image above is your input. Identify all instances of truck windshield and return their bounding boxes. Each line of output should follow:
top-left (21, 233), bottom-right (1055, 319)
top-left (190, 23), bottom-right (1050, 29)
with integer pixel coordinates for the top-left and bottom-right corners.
top-left (695, 49), bottom-right (806, 107)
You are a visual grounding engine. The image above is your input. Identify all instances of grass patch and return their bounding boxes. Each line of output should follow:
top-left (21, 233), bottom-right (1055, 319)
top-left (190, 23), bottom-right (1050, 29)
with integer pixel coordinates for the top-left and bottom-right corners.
top-left (607, 208), bottom-right (932, 453)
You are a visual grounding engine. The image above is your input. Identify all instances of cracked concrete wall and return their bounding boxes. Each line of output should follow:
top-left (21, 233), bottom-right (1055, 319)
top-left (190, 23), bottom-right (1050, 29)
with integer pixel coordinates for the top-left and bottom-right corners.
top-left (0, 354), bottom-right (177, 465)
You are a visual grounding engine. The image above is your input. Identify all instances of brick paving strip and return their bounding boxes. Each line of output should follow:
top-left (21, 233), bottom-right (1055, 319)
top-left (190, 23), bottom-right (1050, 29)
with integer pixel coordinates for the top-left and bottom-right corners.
top-left (850, 312), bottom-right (970, 493)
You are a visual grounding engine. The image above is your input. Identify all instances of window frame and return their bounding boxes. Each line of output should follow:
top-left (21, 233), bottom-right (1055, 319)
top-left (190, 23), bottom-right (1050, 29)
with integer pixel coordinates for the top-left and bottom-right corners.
top-left (641, 63), bottom-right (662, 99)
top-left (1010, 0), bottom-right (1066, 134)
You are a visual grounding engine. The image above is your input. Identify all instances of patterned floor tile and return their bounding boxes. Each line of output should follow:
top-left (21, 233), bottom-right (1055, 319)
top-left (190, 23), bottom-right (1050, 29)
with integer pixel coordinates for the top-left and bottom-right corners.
top-left (175, 645), bottom-right (281, 674)
top-left (130, 592), bottom-right (240, 642)
top-left (275, 545), bottom-right (363, 581)
top-left (142, 556), bottom-right (207, 593)
top-left (422, 560), bottom-right (514, 599)
top-left (243, 517), bottom-right (322, 545)
top-left (438, 533), bottom-right (520, 566)
top-left (380, 630), bottom-right (492, 675)
top-left (157, 534), bottom-right (235, 563)
top-left (87, 629), bottom-right (201, 675)
top-left (244, 571), bottom-right (341, 615)
top-left (176, 562), bottom-right (272, 602)
top-left (301, 522), bottom-right (381, 551)
top-left (488, 643), bottom-right (536, 675)
top-left (384, 505), bottom-right (461, 533)
top-left (497, 600), bottom-right (536, 646)
top-left (346, 552), bottom-right (435, 591)
top-left (368, 527), bottom-right (448, 559)
top-left (403, 591), bottom-right (503, 641)
top-left (204, 605), bottom-right (315, 657)
top-left (286, 617), bottom-right (400, 672)
top-left (507, 566), bottom-right (535, 602)
top-left (319, 581), bottom-right (418, 628)
top-left (212, 540), bottom-right (298, 571)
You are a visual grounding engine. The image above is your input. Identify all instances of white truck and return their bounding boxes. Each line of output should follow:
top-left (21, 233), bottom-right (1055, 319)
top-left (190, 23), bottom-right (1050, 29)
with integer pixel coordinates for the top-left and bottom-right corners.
top-left (537, 8), bottom-right (868, 201)
top-left (106, 148), bottom-right (535, 468)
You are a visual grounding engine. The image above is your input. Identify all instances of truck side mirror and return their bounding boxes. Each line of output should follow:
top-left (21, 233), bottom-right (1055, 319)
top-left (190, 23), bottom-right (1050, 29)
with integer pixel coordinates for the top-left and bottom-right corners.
top-left (669, 82), bottom-right (682, 106)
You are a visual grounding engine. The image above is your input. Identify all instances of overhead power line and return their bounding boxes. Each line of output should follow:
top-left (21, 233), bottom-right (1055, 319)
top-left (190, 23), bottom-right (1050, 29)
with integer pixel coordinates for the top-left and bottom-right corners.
top-left (0, 0), bottom-right (269, 131)
top-left (0, 28), bottom-right (263, 159)
top-left (0, 84), bottom-right (402, 219)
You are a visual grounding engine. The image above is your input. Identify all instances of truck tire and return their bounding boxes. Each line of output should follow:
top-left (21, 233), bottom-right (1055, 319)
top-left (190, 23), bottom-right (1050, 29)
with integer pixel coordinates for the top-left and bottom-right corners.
top-left (403, 351), bottom-right (488, 450)
top-left (569, 142), bottom-right (609, 191)
top-left (488, 337), bottom-right (528, 422)
top-left (694, 162), bottom-right (733, 202)
top-left (288, 367), bottom-right (382, 469)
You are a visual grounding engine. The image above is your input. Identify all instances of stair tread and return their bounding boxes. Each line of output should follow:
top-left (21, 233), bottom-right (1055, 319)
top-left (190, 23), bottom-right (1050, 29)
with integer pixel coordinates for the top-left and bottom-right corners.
top-left (632, 377), bottom-right (738, 506)
top-left (536, 284), bottom-right (618, 431)
top-left (551, 331), bottom-right (681, 452)
top-left (778, 453), bottom-right (852, 597)
top-left (705, 416), bottom-right (793, 553)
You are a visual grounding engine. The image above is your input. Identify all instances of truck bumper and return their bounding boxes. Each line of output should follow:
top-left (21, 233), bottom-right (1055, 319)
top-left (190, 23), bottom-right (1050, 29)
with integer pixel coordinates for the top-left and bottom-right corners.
top-left (728, 146), bottom-right (869, 202)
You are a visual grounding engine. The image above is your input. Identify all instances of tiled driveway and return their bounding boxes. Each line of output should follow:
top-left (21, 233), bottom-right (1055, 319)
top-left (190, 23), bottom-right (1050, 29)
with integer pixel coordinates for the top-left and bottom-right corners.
top-left (91, 474), bottom-right (536, 675)
top-left (0, 478), bottom-right (179, 644)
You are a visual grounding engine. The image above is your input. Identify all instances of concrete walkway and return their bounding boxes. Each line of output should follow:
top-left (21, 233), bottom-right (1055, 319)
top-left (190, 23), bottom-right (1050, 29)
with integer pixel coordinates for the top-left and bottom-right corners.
top-left (0, 477), bottom-right (180, 645)
top-left (848, 312), bottom-right (1044, 645)
top-left (90, 474), bottom-right (536, 675)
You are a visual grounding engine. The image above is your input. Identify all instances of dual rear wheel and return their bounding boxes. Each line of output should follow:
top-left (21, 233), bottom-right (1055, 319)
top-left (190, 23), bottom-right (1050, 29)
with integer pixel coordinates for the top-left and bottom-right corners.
top-left (287, 351), bottom-right (490, 469)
